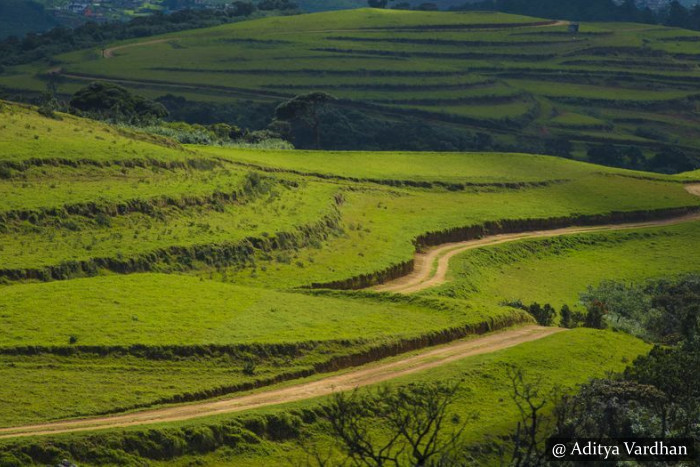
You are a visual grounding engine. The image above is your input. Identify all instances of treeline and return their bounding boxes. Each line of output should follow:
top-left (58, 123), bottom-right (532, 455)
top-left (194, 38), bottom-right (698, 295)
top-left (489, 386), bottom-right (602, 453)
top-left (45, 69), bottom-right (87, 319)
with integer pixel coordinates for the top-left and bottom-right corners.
top-left (453, 0), bottom-right (700, 32)
top-left (0, 2), bottom-right (297, 70)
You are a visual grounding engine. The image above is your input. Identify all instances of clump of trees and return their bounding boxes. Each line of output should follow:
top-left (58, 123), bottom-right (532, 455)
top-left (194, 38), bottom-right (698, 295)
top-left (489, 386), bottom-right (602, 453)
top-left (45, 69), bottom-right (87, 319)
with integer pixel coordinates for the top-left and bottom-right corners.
top-left (70, 82), bottom-right (168, 123)
top-left (0, 3), bottom-right (266, 69)
top-left (586, 144), bottom-right (699, 174)
top-left (274, 92), bottom-right (337, 149)
top-left (368, 0), bottom-right (438, 9)
top-left (505, 275), bottom-right (700, 334)
top-left (499, 275), bottom-right (700, 462)
top-left (580, 275), bottom-right (700, 344)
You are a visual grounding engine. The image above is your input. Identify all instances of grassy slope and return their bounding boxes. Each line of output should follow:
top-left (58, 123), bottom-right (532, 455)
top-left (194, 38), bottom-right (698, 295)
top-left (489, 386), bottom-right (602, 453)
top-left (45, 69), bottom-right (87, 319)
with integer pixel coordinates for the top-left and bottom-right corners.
top-left (5, 10), bottom-right (700, 156)
top-left (425, 220), bottom-right (700, 309)
top-left (196, 146), bottom-right (673, 184)
top-left (0, 103), bottom-right (191, 164)
top-left (0, 329), bottom-right (648, 465)
top-left (0, 102), bottom-right (696, 437)
top-left (138, 329), bottom-right (648, 466)
top-left (0, 273), bottom-right (493, 347)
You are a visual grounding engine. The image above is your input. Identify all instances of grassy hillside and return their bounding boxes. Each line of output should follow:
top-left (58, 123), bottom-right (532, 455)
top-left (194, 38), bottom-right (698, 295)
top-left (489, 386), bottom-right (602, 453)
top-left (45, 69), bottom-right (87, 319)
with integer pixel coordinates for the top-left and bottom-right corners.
top-left (0, 100), bottom-right (698, 464)
top-left (424, 220), bottom-right (700, 308)
top-left (4, 9), bottom-right (700, 161)
top-left (0, 329), bottom-right (651, 465)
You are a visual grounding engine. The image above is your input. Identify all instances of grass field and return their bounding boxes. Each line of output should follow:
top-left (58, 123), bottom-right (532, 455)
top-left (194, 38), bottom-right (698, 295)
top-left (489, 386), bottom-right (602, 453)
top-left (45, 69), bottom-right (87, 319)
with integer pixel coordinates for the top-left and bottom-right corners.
top-left (4, 9), bottom-right (700, 158)
top-left (0, 93), bottom-right (698, 464)
top-left (0, 328), bottom-right (649, 465)
top-left (424, 220), bottom-right (700, 309)
top-left (198, 145), bottom-right (669, 184)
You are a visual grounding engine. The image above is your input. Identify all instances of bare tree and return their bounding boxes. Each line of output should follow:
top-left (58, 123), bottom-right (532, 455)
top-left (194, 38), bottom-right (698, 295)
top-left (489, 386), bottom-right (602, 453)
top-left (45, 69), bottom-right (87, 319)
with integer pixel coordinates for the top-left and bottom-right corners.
top-left (507, 367), bottom-right (559, 467)
top-left (317, 382), bottom-right (467, 466)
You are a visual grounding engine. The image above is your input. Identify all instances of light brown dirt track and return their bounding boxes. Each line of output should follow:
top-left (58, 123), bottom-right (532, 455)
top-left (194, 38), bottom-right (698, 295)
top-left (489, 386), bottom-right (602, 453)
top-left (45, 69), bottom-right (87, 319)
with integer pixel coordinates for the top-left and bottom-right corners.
top-left (373, 202), bottom-right (700, 294)
top-left (103, 38), bottom-right (178, 58)
top-left (2, 185), bottom-right (697, 439)
top-left (0, 326), bottom-right (562, 439)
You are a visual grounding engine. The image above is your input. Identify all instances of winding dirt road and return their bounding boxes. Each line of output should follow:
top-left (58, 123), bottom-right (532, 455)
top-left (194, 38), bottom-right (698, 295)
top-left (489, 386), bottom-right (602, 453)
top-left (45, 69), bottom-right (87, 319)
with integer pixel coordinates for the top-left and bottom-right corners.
top-left (374, 203), bottom-right (700, 294)
top-left (0, 326), bottom-right (562, 439)
top-left (2, 185), bottom-right (697, 439)
top-left (103, 38), bottom-right (179, 58)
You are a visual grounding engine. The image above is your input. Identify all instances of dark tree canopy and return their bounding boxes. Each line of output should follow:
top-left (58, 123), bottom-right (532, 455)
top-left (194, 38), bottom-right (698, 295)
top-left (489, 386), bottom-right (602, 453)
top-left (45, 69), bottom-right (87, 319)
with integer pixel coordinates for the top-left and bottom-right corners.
top-left (275, 92), bottom-right (337, 148)
top-left (70, 82), bottom-right (168, 123)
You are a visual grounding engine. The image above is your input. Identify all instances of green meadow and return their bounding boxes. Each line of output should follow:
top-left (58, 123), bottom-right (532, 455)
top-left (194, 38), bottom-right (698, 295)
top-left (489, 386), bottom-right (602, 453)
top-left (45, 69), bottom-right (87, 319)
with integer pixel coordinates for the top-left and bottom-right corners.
top-left (0, 329), bottom-right (648, 466)
top-left (0, 50), bottom-right (699, 462)
top-left (425, 220), bottom-right (700, 309)
top-left (5, 9), bottom-right (700, 157)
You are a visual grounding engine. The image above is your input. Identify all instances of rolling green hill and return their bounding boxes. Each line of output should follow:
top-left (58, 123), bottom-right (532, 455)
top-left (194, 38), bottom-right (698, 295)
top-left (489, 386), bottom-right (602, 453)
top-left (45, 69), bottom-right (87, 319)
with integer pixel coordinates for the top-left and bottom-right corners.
top-left (0, 98), bottom-right (698, 464)
top-left (4, 8), bottom-right (700, 165)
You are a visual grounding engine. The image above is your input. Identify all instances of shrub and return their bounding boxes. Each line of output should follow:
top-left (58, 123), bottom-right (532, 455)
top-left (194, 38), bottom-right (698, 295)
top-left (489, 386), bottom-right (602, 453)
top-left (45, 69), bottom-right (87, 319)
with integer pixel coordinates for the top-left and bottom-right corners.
top-left (242, 358), bottom-right (257, 376)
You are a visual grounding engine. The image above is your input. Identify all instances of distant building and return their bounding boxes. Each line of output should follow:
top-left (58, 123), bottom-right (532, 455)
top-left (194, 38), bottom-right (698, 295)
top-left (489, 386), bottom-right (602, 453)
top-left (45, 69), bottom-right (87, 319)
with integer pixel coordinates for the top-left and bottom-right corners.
top-left (568, 22), bottom-right (580, 33)
top-left (66, 1), bottom-right (89, 13)
top-left (635, 0), bottom-right (671, 10)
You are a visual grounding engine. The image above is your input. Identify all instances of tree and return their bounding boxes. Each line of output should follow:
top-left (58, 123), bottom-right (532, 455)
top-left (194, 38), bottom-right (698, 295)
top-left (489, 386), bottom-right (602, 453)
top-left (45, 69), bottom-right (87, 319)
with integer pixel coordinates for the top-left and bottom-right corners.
top-left (559, 305), bottom-right (573, 329)
top-left (527, 302), bottom-right (556, 326)
top-left (648, 148), bottom-right (697, 174)
top-left (275, 92), bottom-right (336, 149)
top-left (231, 1), bottom-right (255, 16)
top-left (544, 137), bottom-right (572, 158)
top-left (70, 81), bottom-right (168, 123)
top-left (584, 300), bottom-right (607, 329)
top-left (415, 3), bottom-right (439, 10)
top-left (320, 382), bottom-right (468, 466)
top-left (508, 367), bottom-right (559, 467)
top-left (257, 0), bottom-right (297, 11)
top-left (666, 1), bottom-right (690, 28)
top-left (625, 341), bottom-right (700, 435)
top-left (554, 378), bottom-right (668, 439)
top-left (368, 0), bottom-right (390, 7)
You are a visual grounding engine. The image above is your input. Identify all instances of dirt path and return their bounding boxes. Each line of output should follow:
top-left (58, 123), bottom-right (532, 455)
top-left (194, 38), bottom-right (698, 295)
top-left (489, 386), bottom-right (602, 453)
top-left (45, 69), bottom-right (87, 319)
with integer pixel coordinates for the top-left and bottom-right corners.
top-left (686, 183), bottom-right (700, 197)
top-left (0, 326), bottom-right (561, 439)
top-left (374, 208), bottom-right (700, 294)
top-left (103, 38), bottom-right (178, 58)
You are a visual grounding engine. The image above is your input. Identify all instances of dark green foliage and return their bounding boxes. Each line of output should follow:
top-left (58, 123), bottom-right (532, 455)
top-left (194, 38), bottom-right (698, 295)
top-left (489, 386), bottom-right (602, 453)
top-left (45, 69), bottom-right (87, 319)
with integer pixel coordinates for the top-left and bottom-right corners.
top-left (586, 144), bottom-right (657, 171)
top-left (526, 302), bottom-right (556, 326)
top-left (273, 102), bottom-right (518, 152)
top-left (156, 94), bottom-right (275, 129)
top-left (555, 378), bottom-right (668, 438)
top-left (258, 0), bottom-right (298, 10)
top-left (581, 275), bottom-right (700, 343)
top-left (624, 341), bottom-right (700, 436)
top-left (275, 92), bottom-right (337, 148)
top-left (554, 277), bottom-right (700, 445)
top-left (648, 148), bottom-right (699, 174)
top-left (559, 304), bottom-right (573, 328)
top-left (242, 358), bottom-right (257, 376)
top-left (584, 301), bottom-right (607, 329)
top-left (70, 82), bottom-right (168, 124)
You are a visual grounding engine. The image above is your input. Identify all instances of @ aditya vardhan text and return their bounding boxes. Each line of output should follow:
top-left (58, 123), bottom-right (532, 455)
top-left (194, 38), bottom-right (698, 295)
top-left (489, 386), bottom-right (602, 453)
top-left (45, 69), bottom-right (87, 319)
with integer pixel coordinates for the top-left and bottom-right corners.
top-left (546, 438), bottom-right (696, 462)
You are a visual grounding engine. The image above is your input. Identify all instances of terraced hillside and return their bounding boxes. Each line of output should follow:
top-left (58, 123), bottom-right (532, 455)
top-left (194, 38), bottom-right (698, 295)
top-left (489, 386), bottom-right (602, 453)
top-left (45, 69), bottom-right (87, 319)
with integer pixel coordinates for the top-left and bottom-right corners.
top-left (1, 101), bottom-right (700, 465)
top-left (4, 9), bottom-right (700, 161)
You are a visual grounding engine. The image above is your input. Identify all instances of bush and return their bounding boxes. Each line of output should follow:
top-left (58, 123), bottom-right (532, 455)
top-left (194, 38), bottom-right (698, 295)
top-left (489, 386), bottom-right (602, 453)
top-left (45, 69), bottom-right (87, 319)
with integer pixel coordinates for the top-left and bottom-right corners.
top-left (242, 358), bottom-right (257, 376)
